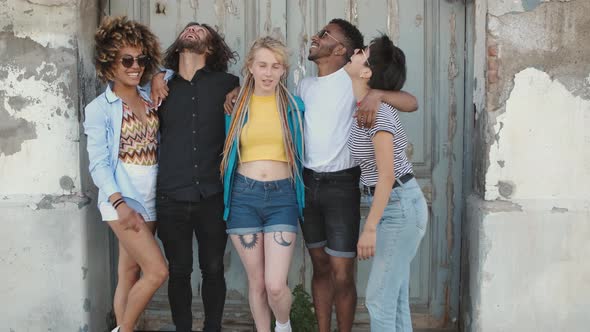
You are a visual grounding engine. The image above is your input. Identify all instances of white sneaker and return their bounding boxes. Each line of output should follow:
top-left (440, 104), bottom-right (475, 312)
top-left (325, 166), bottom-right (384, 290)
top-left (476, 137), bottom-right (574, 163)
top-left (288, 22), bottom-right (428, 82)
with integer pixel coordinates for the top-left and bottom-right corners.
top-left (111, 327), bottom-right (120, 332)
top-left (275, 320), bottom-right (292, 332)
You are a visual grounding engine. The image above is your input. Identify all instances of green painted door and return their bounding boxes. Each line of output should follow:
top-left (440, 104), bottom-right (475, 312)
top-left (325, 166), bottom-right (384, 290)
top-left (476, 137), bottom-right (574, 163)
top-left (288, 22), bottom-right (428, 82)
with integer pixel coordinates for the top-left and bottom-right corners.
top-left (107, 1), bottom-right (465, 329)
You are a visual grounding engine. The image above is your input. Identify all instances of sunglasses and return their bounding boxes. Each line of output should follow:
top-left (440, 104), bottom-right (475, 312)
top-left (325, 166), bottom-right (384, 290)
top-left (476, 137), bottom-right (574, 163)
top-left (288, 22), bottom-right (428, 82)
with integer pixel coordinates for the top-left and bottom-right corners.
top-left (361, 48), bottom-right (371, 67)
top-left (119, 55), bottom-right (150, 68)
top-left (316, 29), bottom-right (343, 45)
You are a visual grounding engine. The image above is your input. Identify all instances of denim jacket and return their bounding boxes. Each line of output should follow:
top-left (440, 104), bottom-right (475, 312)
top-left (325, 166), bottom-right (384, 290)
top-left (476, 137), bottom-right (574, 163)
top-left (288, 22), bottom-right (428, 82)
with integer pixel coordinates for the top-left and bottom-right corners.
top-left (222, 96), bottom-right (305, 221)
top-left (83, 83), bottom-right (158, 215)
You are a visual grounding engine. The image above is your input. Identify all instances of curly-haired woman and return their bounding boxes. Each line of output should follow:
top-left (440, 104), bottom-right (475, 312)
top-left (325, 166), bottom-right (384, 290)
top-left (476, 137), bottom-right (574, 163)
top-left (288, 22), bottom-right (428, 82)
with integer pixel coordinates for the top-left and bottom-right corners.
top-left (83, 16), bottom-right (168, 332)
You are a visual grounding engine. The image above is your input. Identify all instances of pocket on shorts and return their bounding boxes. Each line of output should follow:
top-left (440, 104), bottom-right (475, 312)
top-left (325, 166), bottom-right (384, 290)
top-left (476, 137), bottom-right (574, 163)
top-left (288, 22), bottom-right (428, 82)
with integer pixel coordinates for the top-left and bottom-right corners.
top-left (232, 178), bottom-right (251, 194)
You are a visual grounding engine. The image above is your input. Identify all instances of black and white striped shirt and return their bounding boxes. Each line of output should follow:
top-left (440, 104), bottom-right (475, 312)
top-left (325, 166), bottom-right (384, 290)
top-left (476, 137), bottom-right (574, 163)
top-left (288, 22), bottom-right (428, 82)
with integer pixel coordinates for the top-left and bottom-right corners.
top-left (347, 103), bottom-right (413, 186)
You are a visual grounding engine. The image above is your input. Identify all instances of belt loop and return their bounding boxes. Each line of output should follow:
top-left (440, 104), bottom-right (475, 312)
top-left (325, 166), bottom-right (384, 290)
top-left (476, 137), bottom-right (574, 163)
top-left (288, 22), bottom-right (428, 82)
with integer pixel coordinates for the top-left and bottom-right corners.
top-left (246, 176), bottom-right (255, 189)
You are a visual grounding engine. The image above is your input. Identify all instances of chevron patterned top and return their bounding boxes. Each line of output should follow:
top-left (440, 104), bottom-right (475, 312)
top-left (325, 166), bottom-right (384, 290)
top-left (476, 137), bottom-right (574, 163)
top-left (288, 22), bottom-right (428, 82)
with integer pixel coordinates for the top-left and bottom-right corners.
top-left (118, 101), bottom-right (159, 166)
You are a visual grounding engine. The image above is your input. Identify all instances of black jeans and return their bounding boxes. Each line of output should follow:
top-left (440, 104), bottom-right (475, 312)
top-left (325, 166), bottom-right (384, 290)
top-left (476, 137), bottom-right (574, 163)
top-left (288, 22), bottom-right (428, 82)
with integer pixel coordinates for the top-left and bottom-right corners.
top-left (156, 192), bottom-right (228, 332)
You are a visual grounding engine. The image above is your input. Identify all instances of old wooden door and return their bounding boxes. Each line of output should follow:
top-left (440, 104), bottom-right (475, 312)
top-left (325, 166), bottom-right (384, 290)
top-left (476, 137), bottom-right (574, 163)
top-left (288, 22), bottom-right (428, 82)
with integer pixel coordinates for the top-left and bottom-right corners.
top-left (107, 0), bottom-right (465, 330)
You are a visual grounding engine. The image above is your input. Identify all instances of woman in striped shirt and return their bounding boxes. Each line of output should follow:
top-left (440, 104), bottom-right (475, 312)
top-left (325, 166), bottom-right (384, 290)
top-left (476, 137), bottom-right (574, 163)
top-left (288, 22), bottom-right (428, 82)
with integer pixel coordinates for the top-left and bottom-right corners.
top-left (345, 35), bottom-right (428, 332)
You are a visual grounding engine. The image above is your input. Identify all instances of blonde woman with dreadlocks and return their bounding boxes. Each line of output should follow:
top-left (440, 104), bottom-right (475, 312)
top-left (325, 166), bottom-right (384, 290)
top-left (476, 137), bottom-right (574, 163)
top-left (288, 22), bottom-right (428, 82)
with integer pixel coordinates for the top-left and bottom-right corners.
top-left (221, 37), bottom-right (304, 332)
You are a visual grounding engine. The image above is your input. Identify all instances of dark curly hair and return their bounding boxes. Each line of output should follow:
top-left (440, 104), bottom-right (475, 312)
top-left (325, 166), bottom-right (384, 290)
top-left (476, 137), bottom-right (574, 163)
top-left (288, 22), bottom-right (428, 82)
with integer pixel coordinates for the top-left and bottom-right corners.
top-left (329, 18), bottom-right (364, 58)
top-left (94, 16), bottom-right (162, 86)
top-left (367, 34), bottom-right (406, 91)
top-left (163, 22), bottom-right (238, 73)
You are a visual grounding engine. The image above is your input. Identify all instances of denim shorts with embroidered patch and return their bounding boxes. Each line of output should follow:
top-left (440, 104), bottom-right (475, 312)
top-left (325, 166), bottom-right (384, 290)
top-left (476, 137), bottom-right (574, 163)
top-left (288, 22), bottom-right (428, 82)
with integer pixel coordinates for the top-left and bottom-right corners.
top-left (226, 173), bottom-right (299, 235)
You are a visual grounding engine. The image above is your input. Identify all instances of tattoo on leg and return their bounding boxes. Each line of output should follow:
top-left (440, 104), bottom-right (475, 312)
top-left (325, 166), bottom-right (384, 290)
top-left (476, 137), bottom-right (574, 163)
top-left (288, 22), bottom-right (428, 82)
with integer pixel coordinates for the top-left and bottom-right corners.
top-left (239, 234), bottom-right (258, 250)
top-left (273, 232), bottom-right (292, 247)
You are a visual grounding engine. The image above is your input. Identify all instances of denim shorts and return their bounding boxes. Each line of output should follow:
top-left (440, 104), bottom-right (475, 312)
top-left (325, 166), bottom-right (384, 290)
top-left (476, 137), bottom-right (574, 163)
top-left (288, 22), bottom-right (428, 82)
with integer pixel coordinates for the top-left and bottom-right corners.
top-left (301, 167), bottom-right (361, 258)
top-left (226, 173), bottom-right (299, 235)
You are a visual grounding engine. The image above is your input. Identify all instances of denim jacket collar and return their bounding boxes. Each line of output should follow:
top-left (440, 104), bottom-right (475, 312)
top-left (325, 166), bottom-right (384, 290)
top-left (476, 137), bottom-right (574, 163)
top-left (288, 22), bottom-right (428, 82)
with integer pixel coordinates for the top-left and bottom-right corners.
top-left (104, 82), bottom-right (151, 104)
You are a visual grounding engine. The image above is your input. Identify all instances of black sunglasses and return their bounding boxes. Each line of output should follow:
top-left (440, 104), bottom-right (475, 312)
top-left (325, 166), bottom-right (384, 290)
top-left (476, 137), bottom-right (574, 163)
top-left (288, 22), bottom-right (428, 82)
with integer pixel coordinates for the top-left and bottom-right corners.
top-left (119, 55), bottom-right (150, 68)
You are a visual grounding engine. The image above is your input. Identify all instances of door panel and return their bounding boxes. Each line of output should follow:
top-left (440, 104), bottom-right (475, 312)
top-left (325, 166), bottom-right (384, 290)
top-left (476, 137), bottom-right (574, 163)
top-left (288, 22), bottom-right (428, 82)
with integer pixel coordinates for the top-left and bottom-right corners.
top-left (107, 0), bottom-right (464, 329)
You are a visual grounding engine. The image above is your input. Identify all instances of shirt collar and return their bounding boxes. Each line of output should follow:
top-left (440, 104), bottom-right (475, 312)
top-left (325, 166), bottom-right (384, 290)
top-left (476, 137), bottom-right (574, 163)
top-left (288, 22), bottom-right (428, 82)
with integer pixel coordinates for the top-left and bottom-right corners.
top-left (104, 82), bottom-right (150, 104)
top-left (171, 65), bottom-right (213, 81)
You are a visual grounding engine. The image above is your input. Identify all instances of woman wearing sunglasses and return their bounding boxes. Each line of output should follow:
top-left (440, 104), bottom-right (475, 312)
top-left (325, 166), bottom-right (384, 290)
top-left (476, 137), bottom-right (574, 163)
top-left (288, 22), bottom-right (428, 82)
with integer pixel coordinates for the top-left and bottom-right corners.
top-left (83, 16), bottom-right (168, 332)
top-left (345, 35), bottom-right (428, 332)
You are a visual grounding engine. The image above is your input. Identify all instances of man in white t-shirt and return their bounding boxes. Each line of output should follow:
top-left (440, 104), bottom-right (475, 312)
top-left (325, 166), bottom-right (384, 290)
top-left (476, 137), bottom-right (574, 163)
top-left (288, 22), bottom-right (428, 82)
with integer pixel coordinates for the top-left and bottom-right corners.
top-left (297, 18), bottom-right (418, 332)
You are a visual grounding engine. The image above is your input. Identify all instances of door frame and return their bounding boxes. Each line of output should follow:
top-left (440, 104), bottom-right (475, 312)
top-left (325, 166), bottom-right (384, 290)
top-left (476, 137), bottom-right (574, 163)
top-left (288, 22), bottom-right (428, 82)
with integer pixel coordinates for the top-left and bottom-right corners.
top-left (101, 0), bottom-right (468, 329)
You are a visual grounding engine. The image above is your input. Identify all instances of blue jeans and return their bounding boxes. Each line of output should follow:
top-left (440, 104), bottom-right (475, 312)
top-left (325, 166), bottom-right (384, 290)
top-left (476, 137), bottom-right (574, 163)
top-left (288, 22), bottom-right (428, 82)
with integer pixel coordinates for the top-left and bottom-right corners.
top-left (364, 177), bottom-right (428, 332)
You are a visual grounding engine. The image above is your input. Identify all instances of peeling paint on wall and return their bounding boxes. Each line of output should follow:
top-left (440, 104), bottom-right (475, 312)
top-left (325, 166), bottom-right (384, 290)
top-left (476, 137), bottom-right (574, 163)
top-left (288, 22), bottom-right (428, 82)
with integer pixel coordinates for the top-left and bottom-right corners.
top-left (35, 193), bottom-right (91, 210)
top-left (344, 0), bottom-right (358, 26)
top-left (83, 298), bottom-right (90, 312)
top-left (292, 0), bottom-right (308, 87)
top-left (0, 1), bottom-right (111, 331)
top-left (26, 0), bottom-right (76, 7)
top-left (486, 0), bottom-right (590, 112)
top-left (7, 95), bottom-right (34, 111)
top-left (0, 1), bottom-right (78, 48)
top-left (263, 0), bottom-right (272, 35)
top-left (486, 67), bottom-right (590, 206)
top-left (521, 0), bottom-right (544, 12)
top-left (446, 10), bottom-right (459, 254)
top-left (488, 0), bottom-right (525, 16)
top-left (474, 0), bottom-right (590, 197)
top-left (0, 107), bottom-right (37, 156)
top-left (0, 27), bottom-right (79, 194)
top-left (551, 206), bottom-right (568, 213)
top-left (387, 0), bottom-right (400, 44)
top-left (213, 0), bottom-right (240, 35)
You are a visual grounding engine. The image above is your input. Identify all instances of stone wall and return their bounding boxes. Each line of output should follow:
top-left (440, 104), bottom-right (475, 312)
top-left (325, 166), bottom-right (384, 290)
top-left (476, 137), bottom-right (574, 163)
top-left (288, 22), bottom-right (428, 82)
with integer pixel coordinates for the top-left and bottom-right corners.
top-left (462, 1), bottom-right (590, 331)
top-left (0, 0), bottom-right (111, 331)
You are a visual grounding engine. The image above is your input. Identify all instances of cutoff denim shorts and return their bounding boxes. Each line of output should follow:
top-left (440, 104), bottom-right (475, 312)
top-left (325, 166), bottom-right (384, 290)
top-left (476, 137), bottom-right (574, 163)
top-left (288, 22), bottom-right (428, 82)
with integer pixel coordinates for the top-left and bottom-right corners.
top-left (226, 173), bottom-right (299, 235)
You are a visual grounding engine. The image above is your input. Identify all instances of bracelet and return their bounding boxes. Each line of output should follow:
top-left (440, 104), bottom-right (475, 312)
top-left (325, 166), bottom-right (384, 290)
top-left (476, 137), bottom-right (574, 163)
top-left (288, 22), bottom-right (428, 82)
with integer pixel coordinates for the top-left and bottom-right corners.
top-left (113, 199), bottom-right (125, 210)
top-left (112, 198), bottom-right (124, 209)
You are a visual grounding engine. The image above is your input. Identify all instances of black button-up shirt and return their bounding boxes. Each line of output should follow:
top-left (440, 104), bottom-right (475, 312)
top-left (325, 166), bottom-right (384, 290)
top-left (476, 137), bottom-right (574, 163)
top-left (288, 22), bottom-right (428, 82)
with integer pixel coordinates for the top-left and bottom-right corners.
top-left (157, 68), bottom-right (239, 201)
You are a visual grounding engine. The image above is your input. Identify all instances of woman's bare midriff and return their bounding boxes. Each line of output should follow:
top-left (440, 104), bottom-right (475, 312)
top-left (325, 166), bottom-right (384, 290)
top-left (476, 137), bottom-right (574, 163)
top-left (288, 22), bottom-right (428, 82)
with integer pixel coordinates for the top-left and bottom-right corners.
top-left (237, 160), bottom-right (291, 181)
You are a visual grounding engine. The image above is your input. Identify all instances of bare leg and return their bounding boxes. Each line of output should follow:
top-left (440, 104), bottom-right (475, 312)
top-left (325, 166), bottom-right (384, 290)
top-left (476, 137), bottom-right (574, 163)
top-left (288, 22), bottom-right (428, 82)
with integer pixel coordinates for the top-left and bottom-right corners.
top-left (108, 221), bottom-right (168, 332)
top-left (330, 256), bottom-right (356, 332)
top-left (113, 244), bottom-right (140, 323)
top-left (264, 231), bottom-right (296, 324)
top-left (308, 247), bottom-right (334, 332)
top-left (230, 233), bottom-right (271, 332)
top-left (113, 222), bottom-right (157, 323)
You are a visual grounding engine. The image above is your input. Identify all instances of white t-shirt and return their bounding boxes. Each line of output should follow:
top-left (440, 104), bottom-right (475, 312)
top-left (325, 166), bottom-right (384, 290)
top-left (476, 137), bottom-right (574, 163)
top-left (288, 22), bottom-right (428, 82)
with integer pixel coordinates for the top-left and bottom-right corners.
top-left (297, 68), bottom-right (358, 172)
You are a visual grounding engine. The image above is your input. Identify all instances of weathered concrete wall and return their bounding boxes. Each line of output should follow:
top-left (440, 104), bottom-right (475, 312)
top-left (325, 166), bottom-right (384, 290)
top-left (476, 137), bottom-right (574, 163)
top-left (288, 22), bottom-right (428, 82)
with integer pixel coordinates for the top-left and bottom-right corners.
top-left (0, 0), bottom-right (111, 331)
top-left (463, 1), bottom-right (590, 331)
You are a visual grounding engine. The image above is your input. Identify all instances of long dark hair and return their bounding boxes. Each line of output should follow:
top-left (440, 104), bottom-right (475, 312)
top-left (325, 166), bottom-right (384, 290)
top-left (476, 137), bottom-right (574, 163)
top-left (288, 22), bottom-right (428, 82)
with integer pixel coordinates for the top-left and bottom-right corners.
top-left (163, 22), bottom-right (238, 72)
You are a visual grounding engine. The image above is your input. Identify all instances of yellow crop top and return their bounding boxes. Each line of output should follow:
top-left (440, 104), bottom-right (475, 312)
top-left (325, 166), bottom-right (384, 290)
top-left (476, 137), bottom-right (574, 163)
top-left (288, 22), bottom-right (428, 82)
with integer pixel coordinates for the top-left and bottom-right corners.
top-left (239, 94), bottom-right (287, 162)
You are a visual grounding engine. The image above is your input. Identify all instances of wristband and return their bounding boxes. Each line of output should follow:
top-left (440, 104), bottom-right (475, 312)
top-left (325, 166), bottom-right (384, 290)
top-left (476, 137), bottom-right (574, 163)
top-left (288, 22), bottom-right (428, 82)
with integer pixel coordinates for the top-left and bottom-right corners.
top-left (112, 198), bottom-right (124, 209)
top-left (113, 200), bottom-right (125, 210)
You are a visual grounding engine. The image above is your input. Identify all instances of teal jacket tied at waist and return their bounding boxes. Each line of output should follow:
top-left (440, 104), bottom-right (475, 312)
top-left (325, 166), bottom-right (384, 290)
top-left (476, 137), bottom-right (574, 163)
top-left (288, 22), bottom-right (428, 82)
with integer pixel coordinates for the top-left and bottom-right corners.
top-left (222, 95), bottom-right (305, 221)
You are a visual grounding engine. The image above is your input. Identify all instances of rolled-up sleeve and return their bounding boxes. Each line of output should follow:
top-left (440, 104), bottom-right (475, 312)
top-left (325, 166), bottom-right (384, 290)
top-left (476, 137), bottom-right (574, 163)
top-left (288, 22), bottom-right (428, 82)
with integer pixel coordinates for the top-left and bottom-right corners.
top-left (83, 101), bottom-right (120, 198)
